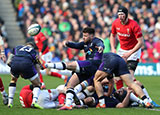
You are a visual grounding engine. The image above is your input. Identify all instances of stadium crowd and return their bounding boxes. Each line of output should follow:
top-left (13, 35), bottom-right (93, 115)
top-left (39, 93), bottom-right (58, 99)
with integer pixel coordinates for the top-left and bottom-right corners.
top-left (11, 0), bottom-right (160, 63)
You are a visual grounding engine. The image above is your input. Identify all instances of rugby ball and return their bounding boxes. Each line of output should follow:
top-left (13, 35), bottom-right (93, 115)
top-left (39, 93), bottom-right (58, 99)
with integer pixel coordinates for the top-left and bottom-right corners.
top-left (27, 24), bottom-right (41, 36)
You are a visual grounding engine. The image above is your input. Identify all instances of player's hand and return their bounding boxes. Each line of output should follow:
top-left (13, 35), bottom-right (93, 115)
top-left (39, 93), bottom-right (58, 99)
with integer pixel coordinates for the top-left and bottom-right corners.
top-left (122, 52), bottom-right (131, 62)
top-left (62, 40), bottom-right (68, 47)
top-left (95, 46), bottom-right (103, 53)
top-left (1, 53), bottom-right (6, 62)
top-left (111, 48), bottom-right (116, 53)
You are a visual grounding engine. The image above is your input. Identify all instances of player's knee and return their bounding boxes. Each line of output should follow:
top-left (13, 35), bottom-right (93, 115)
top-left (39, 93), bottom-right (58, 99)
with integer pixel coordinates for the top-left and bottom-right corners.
top-left (127, 60), bottom-right (138, 71)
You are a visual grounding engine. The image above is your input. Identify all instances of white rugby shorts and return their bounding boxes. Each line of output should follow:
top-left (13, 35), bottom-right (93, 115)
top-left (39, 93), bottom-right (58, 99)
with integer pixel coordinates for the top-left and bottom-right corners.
top-left (117, 48), bottom-right (141, 61)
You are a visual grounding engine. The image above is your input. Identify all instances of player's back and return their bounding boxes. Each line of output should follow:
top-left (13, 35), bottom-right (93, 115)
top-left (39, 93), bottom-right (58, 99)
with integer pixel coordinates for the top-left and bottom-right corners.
top-left (12, 45), bottom-right (37, 62)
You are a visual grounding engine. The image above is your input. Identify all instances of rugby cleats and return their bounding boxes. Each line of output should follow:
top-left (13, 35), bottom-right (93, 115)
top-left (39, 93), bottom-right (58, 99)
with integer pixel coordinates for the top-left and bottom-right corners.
top-left (31, 103), bottom-right (43, 109)
top-left (8, 104), bottom-right (13, 108)
top-left (2, 92), bottom-right (8, 105)
top-left (151, 101), bottom-right (160, 107)
top-left (96, 103), bottom-right (106, 108)
top-left (58, 105), bottom-right (72, 110)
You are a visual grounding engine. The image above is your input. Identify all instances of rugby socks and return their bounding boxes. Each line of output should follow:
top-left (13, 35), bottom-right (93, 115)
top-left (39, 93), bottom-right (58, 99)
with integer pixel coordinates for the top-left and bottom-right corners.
top-left (8, 83), bottom-right (16, 105)
top-left (141, 85), bottom-right (152, 102)
top-left (130, 92), bottom-right (143, 105)
top-left (0, 77), bottom-right (4, 92)
top-left (116, 79), bottom-right (123, 90)
top-left (46, 62), bottom-right (66, 70)
top-left (32, 86), bottom-right (40, 103)
top-left (74, 84), bottom-right (83, 94)
top-left (39, 73), bottom-right (44, 83)
top-left (58, 93), bottom-right (66, 105)
top-left (65, 88), bottom-right (75, 107)
top-left (77, 91), bottom-right (87, 100)
top-left (74, 81), bottom-right (88, 94)
top-left (50, 72), bottom-right (66, 80)
top-left (99, 96), bottom-right (105, 106)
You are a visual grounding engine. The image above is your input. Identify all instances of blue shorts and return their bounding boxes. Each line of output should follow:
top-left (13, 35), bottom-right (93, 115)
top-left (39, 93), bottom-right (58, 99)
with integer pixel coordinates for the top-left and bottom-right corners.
top-left (98, 53), bottom-right (130, 76)
top-left (10, 57), bottom-right (37, 79)
top-left (76, 60), bottom-right (101, 82)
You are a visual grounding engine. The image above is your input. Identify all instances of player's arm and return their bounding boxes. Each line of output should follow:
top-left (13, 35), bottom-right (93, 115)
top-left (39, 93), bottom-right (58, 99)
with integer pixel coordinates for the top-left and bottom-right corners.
top-left (95, 39), bottom-right (105, 53)
top-left (116, 88), bottom-right (132, 108)
top-left (65, 41), bottom-right (85, 50)
top-left (126, 37), bottom-right (144, 57)
top-left (41, 39), bottom-right (48, 54)
top-left (109, 33), bottom-right (117, 53)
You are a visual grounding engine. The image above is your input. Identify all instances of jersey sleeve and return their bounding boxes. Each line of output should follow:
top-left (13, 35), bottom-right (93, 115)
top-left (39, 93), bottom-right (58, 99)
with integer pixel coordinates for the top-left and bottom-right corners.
top-left (95, 38), bottom-right (105, 49)
top-left (132, 22), bottom-right (143, 39)
top-left (66, 41), bottom-right (85, 50)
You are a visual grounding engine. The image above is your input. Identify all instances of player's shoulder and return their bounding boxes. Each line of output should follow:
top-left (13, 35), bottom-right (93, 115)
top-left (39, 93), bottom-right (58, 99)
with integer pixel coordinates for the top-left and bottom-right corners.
top-left (93, 37), bottom-right (103, 42)
top-left (112, 18), bottom-right (119, 24)
top-left (128, 19), bottom-right (139, 26)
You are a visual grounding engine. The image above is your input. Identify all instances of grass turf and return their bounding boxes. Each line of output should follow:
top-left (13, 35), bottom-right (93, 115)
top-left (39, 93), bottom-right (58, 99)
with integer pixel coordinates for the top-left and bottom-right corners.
top-left (0, 74), bottom-right (160, 115)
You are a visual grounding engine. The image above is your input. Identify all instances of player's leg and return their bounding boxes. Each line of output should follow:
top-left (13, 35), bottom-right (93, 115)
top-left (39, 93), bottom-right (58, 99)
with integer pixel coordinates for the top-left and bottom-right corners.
top-left (45, 61), bottom-right (80, 72)
top-left (120, 74), bottom-right (152, 108)
top-left (59, 73), bottom-right (80, 110)
top-left (46, 68), bottom-right (67, 82)
top-left (0, 77), bottom-right (8, 105)
top-left (93, 70), bottom-right (108, 108)
top-left (29, 73), bottom-right (43, 109)
top-left (8, 74), bottom-right (18, 108)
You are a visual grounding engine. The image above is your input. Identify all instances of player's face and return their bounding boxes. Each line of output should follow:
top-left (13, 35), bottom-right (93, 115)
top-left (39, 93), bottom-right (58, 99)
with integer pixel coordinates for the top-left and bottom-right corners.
top-left (83, 33), bottom-right (92, 43)
top-left (118, 12), bottom-right (126, 23)
top-left (116, 88), bottom-right (124, 96)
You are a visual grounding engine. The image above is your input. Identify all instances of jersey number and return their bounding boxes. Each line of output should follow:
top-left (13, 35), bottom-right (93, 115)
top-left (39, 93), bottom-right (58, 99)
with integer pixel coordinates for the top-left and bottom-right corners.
top-left (19, 46), bottom-right (33, 52)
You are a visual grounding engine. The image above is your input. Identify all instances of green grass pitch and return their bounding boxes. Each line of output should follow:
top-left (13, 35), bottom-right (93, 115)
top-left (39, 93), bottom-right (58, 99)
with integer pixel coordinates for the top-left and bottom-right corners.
top-left (0, 74), bottom-right (160, 115)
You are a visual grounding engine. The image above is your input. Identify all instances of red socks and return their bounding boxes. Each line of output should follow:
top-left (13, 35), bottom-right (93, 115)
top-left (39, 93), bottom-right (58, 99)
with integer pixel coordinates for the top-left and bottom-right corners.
top-left (51, 72), bottom-right (62, 78)
top-left (0, 77), bottom-right (4, 92)
top-left (116, 79), bottom-right (123, 90)
top-left (58, 93), bottom-right (66, 105)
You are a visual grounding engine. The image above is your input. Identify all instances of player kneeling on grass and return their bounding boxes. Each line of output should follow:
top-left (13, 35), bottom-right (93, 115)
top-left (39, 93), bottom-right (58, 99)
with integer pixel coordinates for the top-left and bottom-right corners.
top-left (7, 42), bottom-right (43, 109)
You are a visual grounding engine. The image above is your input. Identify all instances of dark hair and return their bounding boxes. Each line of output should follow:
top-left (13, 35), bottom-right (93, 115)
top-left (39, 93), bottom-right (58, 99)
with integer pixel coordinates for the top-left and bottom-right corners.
top-left (82, 27), bottom-right (95, 35)
top-left (113, 88), bottom-right (127, 102)
top-left (117, 6), bottom-right (128, 19)
top-left (26, 42), bottom-right (36, 48)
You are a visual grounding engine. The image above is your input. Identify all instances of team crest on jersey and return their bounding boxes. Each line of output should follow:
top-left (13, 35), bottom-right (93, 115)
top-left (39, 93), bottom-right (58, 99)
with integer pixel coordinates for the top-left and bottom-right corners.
top-left (86, 48), bottom-right (93, 55)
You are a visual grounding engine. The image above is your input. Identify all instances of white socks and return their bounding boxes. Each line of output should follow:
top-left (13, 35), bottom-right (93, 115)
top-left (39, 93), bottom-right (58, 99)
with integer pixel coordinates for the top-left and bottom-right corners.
top-left (32, 87), bottom-right (40, 103)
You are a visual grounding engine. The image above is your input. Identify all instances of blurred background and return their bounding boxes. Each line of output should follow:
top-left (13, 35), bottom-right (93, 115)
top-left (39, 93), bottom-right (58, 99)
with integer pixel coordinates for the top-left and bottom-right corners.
top-left (0, 0), bottom-right (160, 75)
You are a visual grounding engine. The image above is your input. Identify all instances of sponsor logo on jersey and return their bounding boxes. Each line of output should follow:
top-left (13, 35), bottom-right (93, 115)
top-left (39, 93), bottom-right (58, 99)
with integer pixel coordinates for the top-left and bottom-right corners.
top-left (116, 28), bottom-right (120, 30)
top-left (117, 32), bottom-right (130, 37)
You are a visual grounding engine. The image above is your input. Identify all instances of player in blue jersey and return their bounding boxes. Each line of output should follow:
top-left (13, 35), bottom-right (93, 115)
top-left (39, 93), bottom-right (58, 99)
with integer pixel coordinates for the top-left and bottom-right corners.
top-left (93, 52), bottom-right (152, 108)
top-left (44, 27), bottom-right (104, 110)
top-left (7, 42), bottom-right (43, 109)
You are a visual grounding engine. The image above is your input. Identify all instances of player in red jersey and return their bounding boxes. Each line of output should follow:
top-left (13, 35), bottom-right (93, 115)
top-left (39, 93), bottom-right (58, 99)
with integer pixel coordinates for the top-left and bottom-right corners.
top-left (110, 6), bottom-right (143, 90)
top-left (33, 31), bottom-right (67, 88)
top-left (109, 6), bottom-right (158, 107)
top-left (0, 36), bottom-right (8, 105)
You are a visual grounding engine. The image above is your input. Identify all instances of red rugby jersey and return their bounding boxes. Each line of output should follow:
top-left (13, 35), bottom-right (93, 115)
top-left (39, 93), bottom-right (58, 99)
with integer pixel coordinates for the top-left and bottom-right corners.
top-left (111, 18), bottom-right (143, 50)
top-left (34, 32), bottom-right (49, 55)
